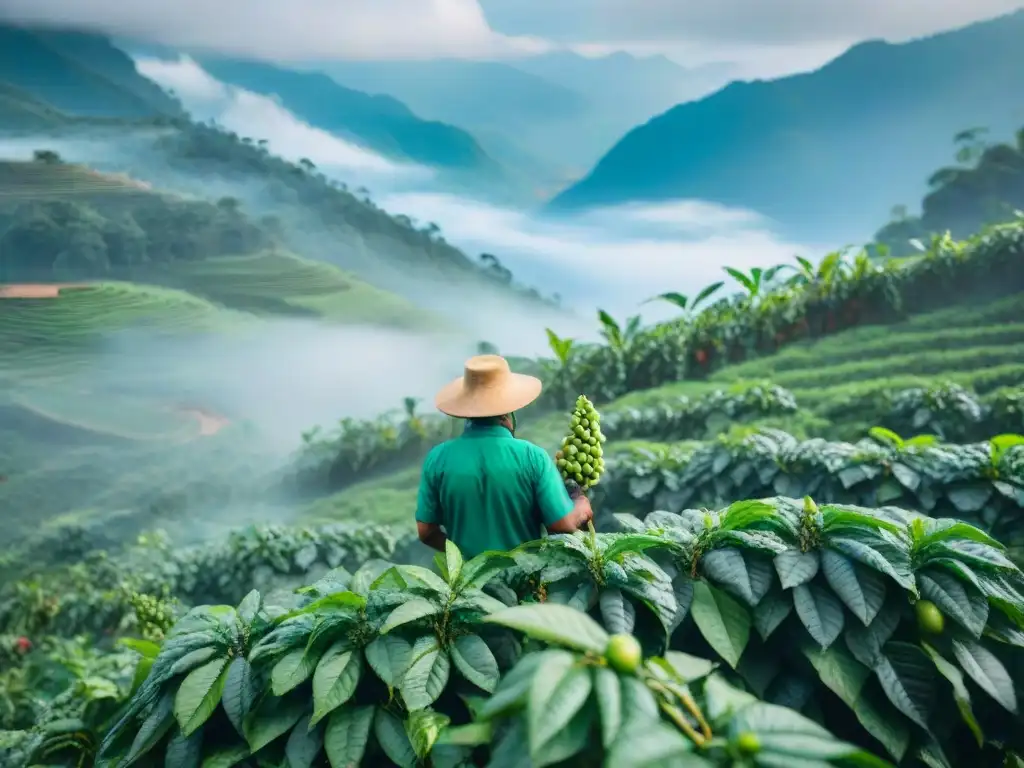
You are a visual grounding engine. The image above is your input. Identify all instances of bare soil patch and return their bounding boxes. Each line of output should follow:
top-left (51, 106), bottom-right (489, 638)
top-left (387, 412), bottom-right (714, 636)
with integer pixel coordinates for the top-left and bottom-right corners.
top-left (0, 283), bottom-right (88, 299)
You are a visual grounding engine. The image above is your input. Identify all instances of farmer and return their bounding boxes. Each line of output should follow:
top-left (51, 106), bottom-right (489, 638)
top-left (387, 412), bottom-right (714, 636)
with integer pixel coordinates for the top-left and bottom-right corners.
top-left (415, 355), bottom-right (593, 558)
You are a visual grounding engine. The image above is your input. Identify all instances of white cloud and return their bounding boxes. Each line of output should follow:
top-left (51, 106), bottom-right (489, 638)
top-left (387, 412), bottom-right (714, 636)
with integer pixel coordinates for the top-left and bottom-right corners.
top-left (377, 191), bottom-right (829, 323)
top-left (135, 56), bottom-right (433, 186)
top-left (0, 0), bottom-right (549, 61)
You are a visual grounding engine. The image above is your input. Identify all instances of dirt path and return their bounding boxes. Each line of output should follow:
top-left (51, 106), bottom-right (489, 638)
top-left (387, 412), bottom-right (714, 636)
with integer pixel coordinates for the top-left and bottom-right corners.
top-left (180, 408), bottom-right (231, 436)
top-left (0, 283), bottom-right (88, 299)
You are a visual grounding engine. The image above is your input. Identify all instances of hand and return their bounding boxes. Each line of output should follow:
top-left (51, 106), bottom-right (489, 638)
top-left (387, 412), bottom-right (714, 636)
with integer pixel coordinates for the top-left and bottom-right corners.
top-left (575, 496), bottom-right (593, 528)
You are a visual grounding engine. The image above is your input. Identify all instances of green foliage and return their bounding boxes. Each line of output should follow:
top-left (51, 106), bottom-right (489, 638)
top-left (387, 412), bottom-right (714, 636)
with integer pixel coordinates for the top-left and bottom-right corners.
top-left (599, 429), bottom-right (1024, 546)
top-left (536, 221), bottom-right (1024, 405)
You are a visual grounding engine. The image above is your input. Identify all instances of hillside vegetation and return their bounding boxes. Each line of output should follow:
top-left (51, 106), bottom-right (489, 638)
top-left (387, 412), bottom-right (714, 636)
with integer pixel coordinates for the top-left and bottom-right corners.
top-left (549, 10), bottom-right (1024, 241)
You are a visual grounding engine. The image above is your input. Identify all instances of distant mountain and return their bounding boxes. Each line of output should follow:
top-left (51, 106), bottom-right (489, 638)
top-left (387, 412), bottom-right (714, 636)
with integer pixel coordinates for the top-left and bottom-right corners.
top-left (549, 11), bottom-right (1024, 242)
top-left (319, 52), bottom-right (728, 190)
top-left (195, 58), bottom-right (501, 176)
top-left (0, 25), bottom-right (182, 118)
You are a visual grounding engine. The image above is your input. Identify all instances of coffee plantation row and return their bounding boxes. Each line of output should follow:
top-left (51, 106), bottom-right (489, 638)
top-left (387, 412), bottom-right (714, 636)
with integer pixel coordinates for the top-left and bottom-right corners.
top-left (597, 429), bottom-right (1024, 546)
top-left (3, 496), bottom-right (1022, 767)
top-left (531, 219), bottom-right (1024, 407)
top-left (293, 382), bottom-right (1024, 494)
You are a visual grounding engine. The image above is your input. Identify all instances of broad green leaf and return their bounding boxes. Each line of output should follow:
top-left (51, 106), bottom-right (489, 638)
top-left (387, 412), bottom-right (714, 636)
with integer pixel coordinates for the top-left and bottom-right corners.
top-left (364, 635), bottom-right (413, 687)
top-left (459, 551), bottom-right (516, 590)
top-left (400, 636), bottom-right (451, 710)
top-left (236, 590), bottom-right (261, 627)
top-left (703, 673), bottom-right (757, 722)
top-left (396, 565), bottom-right (452, 594)
top-left (475, 650), bottom-right (548, 720)
top-left (405, 708), bottom-right (451, 759)
top-left (165, 728), bottom-right (203, 768)
top-left (593, 666), bottom-right (621, 749)
top-left (445, 540), bottom-right (463, 585)
top-left (844, 601), bottom-right (901, 669)
top-left (450, 634), bottom-right (500, 693)
top-left (312, 641), bottom-right (364, 725)
top-left (919, 569), bottom-right (989, 638)
top-left (829, 535), bottom-right (915, 591)
top-left (663, 651), bottom-right (717, 682)
top-left (221, 657), bottom-right (254, 738)
top-left (805, 644), bottom-right (910, 760)
top-left (606, 720), bottom-right (705, 767)
top-left (175, 656), bottom-right (230, 736)
top-left (753, 589), bottom-right (792, 640)
top-left (120, 690), bottom-right (174, 767)
top-left (380, 598), bottom-right (443, 635)
top-left (198, 744), bottom-right (249, 768)
top-left (874, 642), bottom-right (936, 730)
top-left (324, 706), bottom-right (374, 768)
top-left (285, 714), bottom-right (324, 768)
top-left (243, 694), bottom-right (305, 753)
top-left (271, 648), bottom-right (318, 696)
top-left (528, 653), bottom-right (592, 761)
top-left (730, 702), bottom-right (857, 759)
top-left (690, 581), bottom-right (751, 669)
top-left (484, 603), bottom-right (609, 654)
top-left (119, 638), bottom-right (161, 659)
top-left (951, 637), bottom-right (1018, 713)
top-left (374, 707), bottom-right (417, 768)
top-left (436, 721), bottom-right (493, 746)
top-left (793, 583), bottom-right (845, 648)
top-left (774, 549), bottom-right (820, 589)
top-left (599, 587), bottom-right (637, 634)
top-left (534, 703), bottom-right (596, 767)
top-left (701, 548), bottom-right (774, 607)
top-left (821, 550), bottom-right (887, 625)
top-left (921, 642), bottom-right (983, 746)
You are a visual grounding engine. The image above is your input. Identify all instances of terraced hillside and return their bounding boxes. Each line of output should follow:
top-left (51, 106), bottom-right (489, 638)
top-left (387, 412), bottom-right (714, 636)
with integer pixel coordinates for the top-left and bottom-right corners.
top-left (0, 158), bottom-right (155, 198)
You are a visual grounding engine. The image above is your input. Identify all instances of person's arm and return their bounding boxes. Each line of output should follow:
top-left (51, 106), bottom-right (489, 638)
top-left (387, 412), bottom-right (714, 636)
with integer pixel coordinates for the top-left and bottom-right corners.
top-left (534, 447), bottom-right (592, 533)
top-left (415, 451), bottom-right (447, 552)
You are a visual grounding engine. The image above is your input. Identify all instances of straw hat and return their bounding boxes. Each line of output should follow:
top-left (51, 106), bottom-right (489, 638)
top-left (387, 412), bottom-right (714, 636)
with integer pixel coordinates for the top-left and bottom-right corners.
top-left (434, 355), bottom-right (542, 418)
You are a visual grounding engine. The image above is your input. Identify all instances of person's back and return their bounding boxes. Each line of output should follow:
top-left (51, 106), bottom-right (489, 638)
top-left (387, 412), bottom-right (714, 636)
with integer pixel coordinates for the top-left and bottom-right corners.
top-left (415, 356), bottom-right (593, 558)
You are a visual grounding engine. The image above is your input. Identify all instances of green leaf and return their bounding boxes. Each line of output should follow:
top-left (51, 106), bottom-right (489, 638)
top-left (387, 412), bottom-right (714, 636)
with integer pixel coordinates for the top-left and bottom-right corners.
top-left (844, 601), bottom-right (901, 668)
top-left (599, 587), bottom-right (637, 634)
top-left (731, 702), bottom-right (858, 759)
top-left (874, 642), bottom-right (936, 730)
top-left (285, 714), bottom-right (324, 768)
top-left (165, 728), bottom-right (203, 768)
top-left (272, 648), bottom-right (318, 696)
top-left (243, 694), bottom-right (305, 753)
top-left (120, 690), bottom-right (175, 768)
top-left (380, 598), bottom-right (443, 634)
top-left (701, 548), bottom-right (774, 607)
top-left (312, 641), bottom-right (364, 725)
top-left (753, 589), bottom-right (792, 640)
top-left (198, 744), bottom-right (249, 768)
top-left (373, 707), bottom-right (417, 768)
top-left (364, 635), bottom-right (413, 688)
top-left (119, 637), bottom-right (161, 659)
top-left (459, 551), bottom-right (516, 590)
top-left (774, 550), bottom-right (820, 589)
top-left (804, 644), bottom-right (910, 760)
top-left (475, 650), bottom-right (547, 720)
top-left (445, 540), bottom-right (463, 585)
top-left (484, 603), bottom-right (610, 654)
top-left (921, 642), bottom-right (984, 746)
top-left (829, 535), bottom-right (915, 591)
top-left (221, 657), bottom-right (254, 738)
top-left (821, 550), bottom-right (887, 626)
top-left (236, 590), bottom-right (261, 627)
top-left (593, 666), bottom-right (621, 750)
top-left (535, 702), bottom-right (596, 767)
top-left (175, 656), bottom-right (230, 737)
top-left (400, 636), bottom-right (450, 710)
top-left (395, 565), bottom-right (451, 594)
top-left (793, 583), bottom-right (845, 648)
top-left (606, 720), bottom-right (704, 767)
top-left (436, 722), bottom-right (493, 747)
top-left (450, 634), bottom-right (500, 693)
top-left (324, 706), bottom-right (374, 768)
top-left (663, 651), bottom-right (717, 682)
top-left (951, 637), bottom-right (1018, 713)
top-left (405, 708), bottom-right (451, 759)
top-left (919, 569), bottom-right (989, 638)
top-left (690, 581), bottom-right (751, 669)
top-left (528, 652), bottom-right (592, 761)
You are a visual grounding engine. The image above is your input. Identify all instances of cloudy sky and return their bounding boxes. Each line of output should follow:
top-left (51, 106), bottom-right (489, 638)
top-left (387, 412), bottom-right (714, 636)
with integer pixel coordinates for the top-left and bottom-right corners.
top-left (3, 0), bottom-right (1022, 72)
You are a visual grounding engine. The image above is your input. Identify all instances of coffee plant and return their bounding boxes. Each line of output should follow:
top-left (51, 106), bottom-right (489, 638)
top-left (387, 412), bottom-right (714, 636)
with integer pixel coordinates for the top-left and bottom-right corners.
top-left (599, 429), bottom-right (1024, 545)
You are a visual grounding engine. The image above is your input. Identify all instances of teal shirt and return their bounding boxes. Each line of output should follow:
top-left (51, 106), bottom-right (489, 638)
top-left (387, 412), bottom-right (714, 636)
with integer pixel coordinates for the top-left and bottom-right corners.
top-left (415, 422), bottom-right (574, 558)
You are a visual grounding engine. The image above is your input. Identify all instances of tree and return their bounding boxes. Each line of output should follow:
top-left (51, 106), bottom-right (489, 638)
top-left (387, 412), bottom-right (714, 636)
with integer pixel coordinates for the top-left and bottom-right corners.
top-left (32, 149), bottom-right (61, 164)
